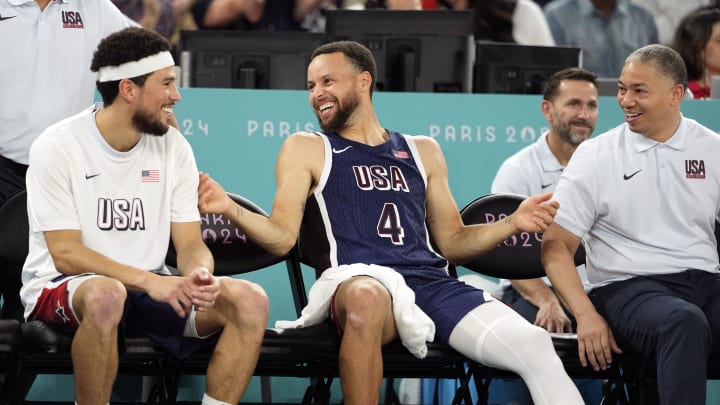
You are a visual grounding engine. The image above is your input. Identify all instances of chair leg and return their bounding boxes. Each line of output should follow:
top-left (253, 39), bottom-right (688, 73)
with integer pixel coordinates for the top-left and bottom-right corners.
top-left (452, 369), bottom-right (474, 405)
top-left (4, 371), bottom-right (36, 405)
top-left (302, 377), bottom-right (332, 405)
top-left (260, 376), bottom-right (272, 403)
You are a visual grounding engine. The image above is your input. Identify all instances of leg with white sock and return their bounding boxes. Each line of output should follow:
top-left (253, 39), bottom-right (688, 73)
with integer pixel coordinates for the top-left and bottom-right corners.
top-left (196, 278), bottom-right (269, 404)
top-left (448, 300), bottom-right (583, 405)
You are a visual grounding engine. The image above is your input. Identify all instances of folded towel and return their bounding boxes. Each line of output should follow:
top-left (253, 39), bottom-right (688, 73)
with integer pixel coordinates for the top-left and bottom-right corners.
top-left (276, 263), bottom-right (435, 358)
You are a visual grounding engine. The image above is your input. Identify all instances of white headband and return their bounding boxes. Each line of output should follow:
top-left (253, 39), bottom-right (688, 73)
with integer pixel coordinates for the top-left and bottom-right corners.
top-left (97, 51), bottom-right (174, 82)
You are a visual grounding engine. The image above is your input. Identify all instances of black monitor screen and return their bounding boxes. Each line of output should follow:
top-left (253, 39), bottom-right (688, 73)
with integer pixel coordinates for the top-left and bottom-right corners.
top-left (325, 10), bottom-right (474, 93)
top-left (179, 31), bottom-right (329, 89)
top-left (474, 41), bottom-right (582, 94)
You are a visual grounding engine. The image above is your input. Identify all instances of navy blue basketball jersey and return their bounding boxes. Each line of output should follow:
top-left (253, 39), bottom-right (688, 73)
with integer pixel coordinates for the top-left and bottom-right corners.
top-left (300, 130), bottom-right (448, 274)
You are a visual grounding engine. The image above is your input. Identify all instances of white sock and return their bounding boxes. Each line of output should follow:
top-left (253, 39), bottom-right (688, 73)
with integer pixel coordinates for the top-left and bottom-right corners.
top-left (201, 392), bottom-right (232, 405)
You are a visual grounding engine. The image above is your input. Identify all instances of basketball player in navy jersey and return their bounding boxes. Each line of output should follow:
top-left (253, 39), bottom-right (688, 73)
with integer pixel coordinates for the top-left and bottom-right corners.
top-left (198, 40), bottom-right (583, 405)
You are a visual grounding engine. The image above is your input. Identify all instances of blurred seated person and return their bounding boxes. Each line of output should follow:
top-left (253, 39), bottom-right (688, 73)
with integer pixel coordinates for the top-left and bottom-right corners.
top-left (672, 7), bottom-right (720, 99)
top-left (300, 0), bottom-right (421, 33)
top-left (189, 0), bottom-right (420, 31)
top-left (444, 0), bottom-right (555, 46)
top-left (113, 0), bottom-right (176, 39)
top-left (632, 0), bottom-right (712, 45)
top-left (192, 0), bottom-right (282, 30)
top-left (544, 0), bottom-right (658, 78)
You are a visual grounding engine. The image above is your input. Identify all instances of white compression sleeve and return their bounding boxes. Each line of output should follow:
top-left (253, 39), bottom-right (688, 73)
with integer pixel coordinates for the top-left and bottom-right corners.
top-left (448, 300), bottom-right (584, 405)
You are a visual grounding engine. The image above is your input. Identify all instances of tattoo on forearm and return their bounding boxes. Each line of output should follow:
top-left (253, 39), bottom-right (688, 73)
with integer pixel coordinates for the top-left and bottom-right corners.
top-left (504, 215), bottom-right (512, 225)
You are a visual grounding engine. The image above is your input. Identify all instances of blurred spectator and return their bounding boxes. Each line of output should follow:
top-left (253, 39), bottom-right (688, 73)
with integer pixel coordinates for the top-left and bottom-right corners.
top-left (633, 0), bottom-right (712, 45)
top-left (190, 0), bottom-right (264, 30)
top-left (365, 0), bottom-right (421, 8)
top-left (445, 0), bottom-right (555, 46)
top-left (672, 6), bottom-right (720, 99)
top-left (171, 0), bottom-right (199, 45)
top-left (300, 0), bottom-right (422, 34)
top-left (544, 0), bottom-right (658, 77)
top-left (113, 0), bottom-right (176, 40)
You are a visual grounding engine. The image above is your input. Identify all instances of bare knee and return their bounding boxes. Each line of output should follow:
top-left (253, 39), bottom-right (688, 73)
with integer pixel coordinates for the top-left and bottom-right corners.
top-left (220, 278), bottom-right (269, 328)
top-left (337, 280), bottom-right (391, 334)
top-left (75, 278), bottom-right (126, 329)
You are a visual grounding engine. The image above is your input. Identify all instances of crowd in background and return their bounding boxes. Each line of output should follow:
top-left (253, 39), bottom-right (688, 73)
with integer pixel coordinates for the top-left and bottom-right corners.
top-left (113, 0), bottom-right (720, 98)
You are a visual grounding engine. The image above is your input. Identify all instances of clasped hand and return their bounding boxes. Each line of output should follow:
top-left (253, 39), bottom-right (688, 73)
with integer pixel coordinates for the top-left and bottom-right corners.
top-left (145, 267), bottom-right (220, 317)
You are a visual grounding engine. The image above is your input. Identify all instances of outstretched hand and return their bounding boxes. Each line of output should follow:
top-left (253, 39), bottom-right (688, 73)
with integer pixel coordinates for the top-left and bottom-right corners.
top-left (198, 172), bottom-right (231, 215)
top-left (513, 192), bottom-right (559, 233)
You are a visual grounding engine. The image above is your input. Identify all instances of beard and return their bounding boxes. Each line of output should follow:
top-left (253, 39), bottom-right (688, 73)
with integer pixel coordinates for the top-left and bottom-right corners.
top-left (132, 105), bottom-right (169, 136)
top-left (553, 116), bottom-right (593, 146)
top-left (316, 91), bottom-right (360, 133)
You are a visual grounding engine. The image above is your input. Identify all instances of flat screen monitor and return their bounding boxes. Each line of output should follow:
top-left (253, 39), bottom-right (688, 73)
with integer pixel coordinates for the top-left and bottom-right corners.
top-left (325, 9), bottom-right (474, 93)
top-left (474, 41), bottom-right (582, 94)
top-left (179, 31), bottom-right (329, 89)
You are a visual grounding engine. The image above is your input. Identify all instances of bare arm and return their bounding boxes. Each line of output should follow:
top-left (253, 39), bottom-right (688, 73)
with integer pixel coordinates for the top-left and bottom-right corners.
top-left (138, 0), bottom-right (161, 29)
top-left (510, 278), bottom-right (572, 333)
top-left (44, 230), bottom-right (197, 317)
top-left (202, 0), bottom-right (262, 27)
top-left (294, 0), bottom-right (323, 20)
top-left (385, 0), bottom-right (421, 9)
top-left (171, 221), bottom-right (219, 312)
top-left (541, 223), bottom-right (622, 370)
top-left (198, 132), bottom-right (321, 256)
top-left (415, 136), bottom-right (559, 264)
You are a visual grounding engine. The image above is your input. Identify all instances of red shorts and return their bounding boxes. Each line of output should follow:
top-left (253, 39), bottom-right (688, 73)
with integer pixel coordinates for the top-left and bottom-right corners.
top-left (29, 278), bottom-right (80, 332)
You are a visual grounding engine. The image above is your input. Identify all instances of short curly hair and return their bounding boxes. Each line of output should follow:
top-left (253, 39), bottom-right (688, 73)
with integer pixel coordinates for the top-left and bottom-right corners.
top-left (91, 27), bottom-right (173, 105)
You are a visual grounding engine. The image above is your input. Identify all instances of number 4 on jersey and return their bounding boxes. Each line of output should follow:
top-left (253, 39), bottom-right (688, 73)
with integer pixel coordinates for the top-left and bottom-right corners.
top-left (377, 203), bottom-right (405, 245)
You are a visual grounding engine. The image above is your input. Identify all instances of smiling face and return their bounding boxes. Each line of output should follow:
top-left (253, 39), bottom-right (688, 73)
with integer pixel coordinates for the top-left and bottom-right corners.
top-left (307, 52), bottom-right (367, 132)
top-left (617, 61), bottom-right (684, 142)
top-left (543, 79), bottom-right (598, 146)
top-left (132, 65), bottom-right (180, 136)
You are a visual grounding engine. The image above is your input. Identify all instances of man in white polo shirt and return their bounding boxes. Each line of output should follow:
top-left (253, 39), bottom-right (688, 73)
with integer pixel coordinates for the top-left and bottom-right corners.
top-left (22, 27), bottom-right (268, 405)
top-left (491, 66), bottom-right (602, 405)
top-left (0, 0), bottom-right (128, 321)
top-left (542, 44), bottom-right (720, 404)
top-left (492, 67), bottom-right (598, 334)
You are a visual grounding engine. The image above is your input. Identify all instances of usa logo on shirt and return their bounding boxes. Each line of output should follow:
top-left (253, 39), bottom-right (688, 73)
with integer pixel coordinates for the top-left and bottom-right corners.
top-left (685, 160), bottom-right (705, 179)
top-left (61, 10), bottom-right (84, 29)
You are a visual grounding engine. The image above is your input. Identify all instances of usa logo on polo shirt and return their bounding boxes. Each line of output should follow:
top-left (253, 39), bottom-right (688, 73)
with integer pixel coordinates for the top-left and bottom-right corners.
top-left (61, 10), bottom-right (84, 29)
top-left (685, 160), bottom-right (706, 179)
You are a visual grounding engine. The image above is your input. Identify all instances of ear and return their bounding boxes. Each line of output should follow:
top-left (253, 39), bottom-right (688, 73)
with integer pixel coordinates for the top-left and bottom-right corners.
top-left (670, 83), bottom-right (685, 106)
top-left (117, 78), bottom-right (138, 104)
top-left (359, 70), bottom-right (373, 95)
top-left (540, 99), bottom-right (553, 121)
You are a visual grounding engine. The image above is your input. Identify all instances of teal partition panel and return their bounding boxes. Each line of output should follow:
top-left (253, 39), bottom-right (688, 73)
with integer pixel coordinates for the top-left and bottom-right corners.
top-left (28, 89), bottom-right (720, 403)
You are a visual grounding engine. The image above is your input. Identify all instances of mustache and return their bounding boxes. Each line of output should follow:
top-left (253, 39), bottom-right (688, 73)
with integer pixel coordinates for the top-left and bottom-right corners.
top-left (569, 119), bottom-right (593, 128)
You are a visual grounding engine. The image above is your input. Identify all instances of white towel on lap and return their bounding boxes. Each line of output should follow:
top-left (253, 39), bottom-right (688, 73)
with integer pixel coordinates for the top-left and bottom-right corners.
top-left (275, 263), bottom-right (435, 359)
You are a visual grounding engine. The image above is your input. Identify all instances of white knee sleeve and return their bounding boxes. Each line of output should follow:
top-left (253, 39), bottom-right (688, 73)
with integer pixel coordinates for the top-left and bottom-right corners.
top-left (448, 301), bottom-right (584, 405)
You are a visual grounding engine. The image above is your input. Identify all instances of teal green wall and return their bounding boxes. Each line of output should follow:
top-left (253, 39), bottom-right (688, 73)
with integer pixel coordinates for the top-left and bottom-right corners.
top-left (27, 89), bottom-right (720, 403)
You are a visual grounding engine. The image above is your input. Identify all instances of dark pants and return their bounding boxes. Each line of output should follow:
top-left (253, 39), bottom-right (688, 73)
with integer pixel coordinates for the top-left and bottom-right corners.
top-left (501, 285), bottom-right (578, 328)
top-left (0, 155), bottom-right (28, 321)
top-left (589, 270), bottom-right (720, 405)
